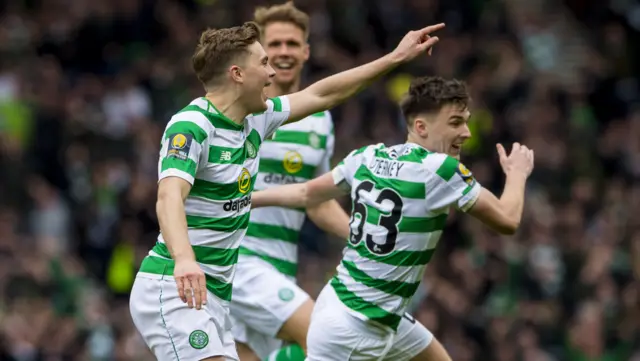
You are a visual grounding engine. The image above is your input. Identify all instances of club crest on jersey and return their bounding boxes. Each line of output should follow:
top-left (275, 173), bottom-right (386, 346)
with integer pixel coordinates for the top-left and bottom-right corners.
top-left (166, 133), bottom-right (192, 161)
top-left (456, 163), bottom-right (476, 186)
top-left (245, 141), bottom-right (257, 159)
top-left (308, 132), bottom-right (321, 148)
top-left (238, 168), bottom-right (252, 194)
top-left (283, 151), bottom-right (303, 174)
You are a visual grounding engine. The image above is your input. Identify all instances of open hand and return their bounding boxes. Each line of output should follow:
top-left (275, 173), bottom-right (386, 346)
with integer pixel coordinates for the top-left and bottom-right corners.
top-left (497, 143), bottom-right (534, 177)
top-left (174, 258), bottom-right (207, 310)
top-left (390, 23), bottom-right (445, 63)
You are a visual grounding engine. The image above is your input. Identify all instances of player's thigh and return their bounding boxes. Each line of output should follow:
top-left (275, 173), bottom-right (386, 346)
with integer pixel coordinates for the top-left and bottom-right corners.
top-left (235, 342), bottom-right (260, 361)
top-left (130, 275), bottom-right (239, 361)
top-left (305, 306), bottom-right (361, 361)
top-left (384, 313), bottom-right (449, 361)
top-left (305, 285), bottom-right (381, 361)
top-left (276, 297), bottom-right (314, 348)
top-left (230, 262), bottom-right (310, 342)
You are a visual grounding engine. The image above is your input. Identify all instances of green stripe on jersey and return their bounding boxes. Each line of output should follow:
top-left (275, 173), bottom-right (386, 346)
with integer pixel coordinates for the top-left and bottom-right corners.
top-left (341, 260), bottom-right (419, 298)
top-left (353, 165), bottom-right (425, 199)
top-left (177, 105), bottom-right (243, 131)
top-left (364, 208), bottom-right (448, 233)
top-left (375, 147), bottom-right (430, 163)
top-left (152, 242), bottom-right (238, 267)
top-left (269, 130), bottom-right (327, 149)
top-left (190, 175), bottom-right (256, 201)
top-left (331, 276), bottom-right (401, 330)
top-left (208, 129), bottom-right (261, 164)
top-left (186, 213), bottom-right (250, 232)
top-left (238, 247), bottom-right (297, 277)
top-left (139, 255), bottom-right (232, 301)
top-left (164, 121), bottom-right (208, 144)
top-left (270, 97), bottom-right (283, 112)
top-left (209, 145), bottom-right (244, 164)
top-left (346, 240), bottom-right (436, 267)
top-left (435, 156), bottom-right (458, 181)
top-left (161, 157), bottom-right (198, 177)
top-left (245, 223), bottom-right (299, 244)
top-left (259, 159), bottom-right (316, 179)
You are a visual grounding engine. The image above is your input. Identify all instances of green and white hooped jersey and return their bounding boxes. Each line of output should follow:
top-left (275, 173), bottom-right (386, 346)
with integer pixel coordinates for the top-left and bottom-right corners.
top-left (137, 96), bottom-right (291, 304)
top-left (330, 142), bottom-right (481, 331)
top-left (239, 111), bottom-right (334, 278)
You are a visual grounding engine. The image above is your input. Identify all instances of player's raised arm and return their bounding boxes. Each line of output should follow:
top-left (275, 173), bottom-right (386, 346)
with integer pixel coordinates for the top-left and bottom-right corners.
top-left (467, 143), bottom-right (534, 234)
top-left (284, 23), bottom-right (445, 124)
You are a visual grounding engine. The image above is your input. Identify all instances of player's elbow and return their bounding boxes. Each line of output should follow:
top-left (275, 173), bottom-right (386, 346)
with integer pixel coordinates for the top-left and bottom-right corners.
top-left (495, 218), bottom-right (519, 235)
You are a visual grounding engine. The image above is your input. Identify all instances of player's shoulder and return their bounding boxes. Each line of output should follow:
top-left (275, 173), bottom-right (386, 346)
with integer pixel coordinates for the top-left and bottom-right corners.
top-left (422, 152), bottom-right (473, 183)
top-left (348, 142), bottom-right (385, 158)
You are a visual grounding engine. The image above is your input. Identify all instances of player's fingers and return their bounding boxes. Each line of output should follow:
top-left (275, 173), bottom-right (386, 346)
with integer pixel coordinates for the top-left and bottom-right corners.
top-left (496, 143), bottom-right (507, 160)
top-left (529, 149), bottom-right (535, 164)
top-left (418, 23), bottom-right (445, 36)
top-left (185, 277), bottom-right (194, 308)
top-left (193, 275), bottom-right (202, 310)
top-left (512, 143), bottom-right (520, 153)
top-left (176, 277), bottom-right (187, 303)
top-left (419, 36), bottom-right (440, 51)
top-left (199, 274), bottom-right (207, 306)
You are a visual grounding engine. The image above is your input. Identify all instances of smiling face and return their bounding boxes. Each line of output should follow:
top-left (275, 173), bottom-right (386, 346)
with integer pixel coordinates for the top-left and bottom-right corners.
top-left (233, 41), bottom-right (276, 113)
top-left (400, 76), bottom-right (472, 158)
top-left (262, 21), bottom-right (309, 88)
top-left (412, 104), bottom-right (472, 159)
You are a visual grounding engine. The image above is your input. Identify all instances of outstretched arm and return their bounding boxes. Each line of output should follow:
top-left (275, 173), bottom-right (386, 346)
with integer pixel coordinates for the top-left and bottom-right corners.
top-left (252, 172), bottom-right (348, 209)
top-left (306, 200), bottom-right (351, 240)
top-left (284, 24), bottom-right (445, 124)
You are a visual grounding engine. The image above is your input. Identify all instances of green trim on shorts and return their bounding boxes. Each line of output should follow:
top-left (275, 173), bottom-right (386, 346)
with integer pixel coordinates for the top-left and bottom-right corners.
top-left (159, 275), bottom-right (182, 360)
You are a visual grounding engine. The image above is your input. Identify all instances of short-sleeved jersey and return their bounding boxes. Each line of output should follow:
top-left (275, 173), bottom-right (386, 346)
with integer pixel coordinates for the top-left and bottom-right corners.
top-left (137, 96), bottom-right (291, 304)
top-left (240, 111), bottom-right (335, 278)
top-left (329, 142), bottom-right (481, 331)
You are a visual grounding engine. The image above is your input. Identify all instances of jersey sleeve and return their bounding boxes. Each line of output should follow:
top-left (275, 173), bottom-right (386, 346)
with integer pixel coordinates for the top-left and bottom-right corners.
top-left (251, 96), bottom-right (292, 140)
top-left (423, 154), bottom-right (481, 212)
top-left (158, 118), bottom-right (209, 185)
top-left (331, 144), bottom-right (376, 191)
top-left (315, 113), bottom-right (335, 176)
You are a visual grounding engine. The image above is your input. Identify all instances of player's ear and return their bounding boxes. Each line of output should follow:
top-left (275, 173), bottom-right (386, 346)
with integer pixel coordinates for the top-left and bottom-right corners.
top-left (413, 118), bottom-right (429, 138)
top-left (229, 65), bottom-right (244, 83)
top-left (303, 43), bottom-right (310, 61)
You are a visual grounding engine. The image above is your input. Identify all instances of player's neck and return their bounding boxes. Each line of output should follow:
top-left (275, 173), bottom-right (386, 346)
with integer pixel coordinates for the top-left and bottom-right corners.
top-left (204, 87), bottom-right (249, 124)
top-left (266, 78), bottom-right (300, 98)
top-left (406, 134), bottom-right (429, 150)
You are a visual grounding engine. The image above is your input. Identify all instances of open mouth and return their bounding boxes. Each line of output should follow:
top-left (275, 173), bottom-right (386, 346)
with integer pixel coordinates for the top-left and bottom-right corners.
top-left (273, 61), bottom-right (295, 70)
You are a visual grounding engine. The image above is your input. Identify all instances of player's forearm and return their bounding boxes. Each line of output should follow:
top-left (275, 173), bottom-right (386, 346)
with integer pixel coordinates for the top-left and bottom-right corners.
top-left (251, 184), bottom-right (309, 209)
top-left (306, 200), bottom-right (351, 240)
top-left (497, 172), bottom-right (528, 230)
top-left (156, 193), bottom-right (194, 262)
top-left (305, 53), bottom-right (401, 110)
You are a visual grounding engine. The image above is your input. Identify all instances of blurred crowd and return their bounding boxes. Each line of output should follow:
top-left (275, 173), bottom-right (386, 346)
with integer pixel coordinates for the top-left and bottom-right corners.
top-left (0, 0), bottom-right (639, 360)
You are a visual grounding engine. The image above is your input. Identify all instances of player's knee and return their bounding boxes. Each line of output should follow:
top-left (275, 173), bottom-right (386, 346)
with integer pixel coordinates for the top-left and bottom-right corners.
top-left (277, 298), bottom-right (314, 349)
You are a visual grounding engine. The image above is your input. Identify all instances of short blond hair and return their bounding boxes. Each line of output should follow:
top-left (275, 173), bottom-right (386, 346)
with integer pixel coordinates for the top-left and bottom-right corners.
top-left (253, 1), bottom-right (310, 40)
top-left (192, 22), bottom-right (261, 87)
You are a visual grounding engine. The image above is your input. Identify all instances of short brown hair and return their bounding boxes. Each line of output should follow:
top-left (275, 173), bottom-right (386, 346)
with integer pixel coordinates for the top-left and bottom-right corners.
top-left (400, 76), bottom-right (470, 123)
top-left (253, 1), bottom-right (310, 40)
top-left (192, 22), bottom-right (260, 87)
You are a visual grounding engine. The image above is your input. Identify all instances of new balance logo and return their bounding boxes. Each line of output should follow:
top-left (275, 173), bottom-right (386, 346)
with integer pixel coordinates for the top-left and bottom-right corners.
top-left (220, 151), bottom-right (232, 161)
